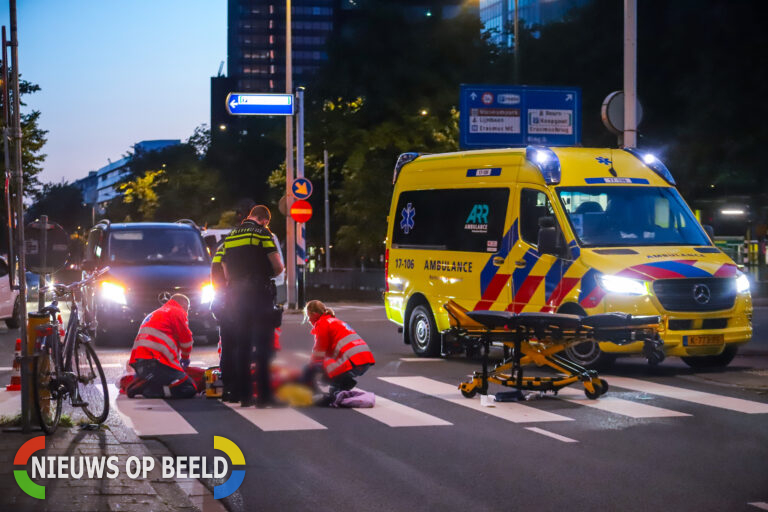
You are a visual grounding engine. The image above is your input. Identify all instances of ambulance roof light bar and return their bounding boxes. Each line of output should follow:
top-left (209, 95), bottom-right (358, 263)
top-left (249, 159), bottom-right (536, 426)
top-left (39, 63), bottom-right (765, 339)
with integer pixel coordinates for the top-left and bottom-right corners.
top-left (393, 152), bottom-right (423, 184)
top-left (525, 145), bottom-right (561, 185)
top-left (623, 148), bottom-right (676, 185)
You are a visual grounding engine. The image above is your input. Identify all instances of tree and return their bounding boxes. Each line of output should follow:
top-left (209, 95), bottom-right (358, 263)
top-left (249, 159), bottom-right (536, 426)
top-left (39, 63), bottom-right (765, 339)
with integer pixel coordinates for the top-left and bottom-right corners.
top-left (25, 182), bottom-right (90, 233)
top-left (269, 7), bottom-right (512, 264)
top-left (0, 79), bottom-right (48, 195)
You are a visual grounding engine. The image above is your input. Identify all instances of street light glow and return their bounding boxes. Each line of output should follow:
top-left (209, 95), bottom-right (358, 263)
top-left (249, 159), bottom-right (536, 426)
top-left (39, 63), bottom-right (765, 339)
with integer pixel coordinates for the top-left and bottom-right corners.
top-left (721, 209), bottom-right (745, 215)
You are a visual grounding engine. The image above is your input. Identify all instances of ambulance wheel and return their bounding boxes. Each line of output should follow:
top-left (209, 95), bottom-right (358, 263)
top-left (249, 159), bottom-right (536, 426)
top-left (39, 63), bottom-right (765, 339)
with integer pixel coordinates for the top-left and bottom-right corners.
top-left (408, 304), bottom-right (440, 357)
top-left (681, 345), bottom-right (738, 369)
top-left (558, 304), bottom-right (616, 370)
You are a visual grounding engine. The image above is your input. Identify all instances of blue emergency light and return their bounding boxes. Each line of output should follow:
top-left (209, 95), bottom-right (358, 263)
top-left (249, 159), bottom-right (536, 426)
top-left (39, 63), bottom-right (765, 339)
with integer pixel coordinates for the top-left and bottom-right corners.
top-left (623, 148), bottom-right (676, 185)
top-left (525, 145), bottom-right (561, 185)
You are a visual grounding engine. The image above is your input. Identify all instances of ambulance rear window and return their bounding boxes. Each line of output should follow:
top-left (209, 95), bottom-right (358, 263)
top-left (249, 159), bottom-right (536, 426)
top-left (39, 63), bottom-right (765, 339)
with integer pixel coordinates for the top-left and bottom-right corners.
top-left (392, 188), bottom-right (509, 252)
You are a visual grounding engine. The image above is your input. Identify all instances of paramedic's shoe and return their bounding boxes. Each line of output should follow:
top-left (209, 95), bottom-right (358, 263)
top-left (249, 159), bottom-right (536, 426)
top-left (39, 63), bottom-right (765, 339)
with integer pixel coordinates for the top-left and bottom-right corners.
top-left (255, 398), bottom-right (288, 409)
top-left (313, 393), bottom-right (333, 407)
top-left (126, 378), bottom-right (149, 399)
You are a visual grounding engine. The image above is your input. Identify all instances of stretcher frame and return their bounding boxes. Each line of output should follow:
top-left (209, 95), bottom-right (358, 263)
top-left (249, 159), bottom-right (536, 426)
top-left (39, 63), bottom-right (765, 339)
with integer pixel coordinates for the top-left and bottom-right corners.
top-left (442, 301), bottom-right (662, 401)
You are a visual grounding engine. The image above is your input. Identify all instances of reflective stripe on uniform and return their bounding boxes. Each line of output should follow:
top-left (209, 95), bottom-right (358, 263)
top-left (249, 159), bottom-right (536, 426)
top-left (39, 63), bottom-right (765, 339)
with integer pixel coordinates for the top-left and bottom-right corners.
top-left (224, 237), bottom-right (271, 249)
top-left (332, 333), bottom-right (362, 359)
top-left (138, 326), bottom-right (178, 349)
top-left (134, 338), bottom-right (179, 366)
top-left (325, 344), bottom-right (370, 375)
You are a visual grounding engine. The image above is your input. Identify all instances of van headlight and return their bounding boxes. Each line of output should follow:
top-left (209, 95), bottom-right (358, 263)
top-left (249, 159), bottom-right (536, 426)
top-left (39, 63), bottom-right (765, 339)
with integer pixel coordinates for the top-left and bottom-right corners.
top-left (598, 275), bottom-right (648, 296)
top-left (101, 281), bottom-right (127, 305)
top-left (735, 273), bottom-right (750, 294)
top-left (201, 283), bottom-right (215, 304)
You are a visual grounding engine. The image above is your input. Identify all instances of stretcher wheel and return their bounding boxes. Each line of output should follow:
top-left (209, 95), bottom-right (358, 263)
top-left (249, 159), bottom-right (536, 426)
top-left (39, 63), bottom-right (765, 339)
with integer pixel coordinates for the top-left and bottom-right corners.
top-left (584, 381), bottom-right (603, 400)
top-left (459, 383), bottom-right (478, 398)
top-left (599, 379), bottom-right (609, 395)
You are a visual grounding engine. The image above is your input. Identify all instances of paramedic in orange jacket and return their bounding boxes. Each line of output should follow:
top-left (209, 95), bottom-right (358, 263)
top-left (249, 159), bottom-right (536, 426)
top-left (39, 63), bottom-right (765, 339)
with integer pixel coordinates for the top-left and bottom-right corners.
top-left (126, 294), bottom-right (197, 398)
top-left (303, 300), bottom-right (375, 402)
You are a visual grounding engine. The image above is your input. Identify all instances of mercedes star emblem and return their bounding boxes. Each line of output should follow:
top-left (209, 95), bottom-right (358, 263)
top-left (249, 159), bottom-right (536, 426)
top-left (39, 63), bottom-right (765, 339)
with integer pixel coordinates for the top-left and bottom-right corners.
top-left (692, 283), bottom-right (711, 305)
top-left (158, 291), bottom-right (172, 304)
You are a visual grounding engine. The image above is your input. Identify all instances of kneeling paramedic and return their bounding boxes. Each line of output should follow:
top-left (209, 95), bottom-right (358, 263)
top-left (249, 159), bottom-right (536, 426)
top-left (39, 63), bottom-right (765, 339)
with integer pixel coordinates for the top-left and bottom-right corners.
top-left (127, 293), bottom-right (198, 398)
top-left (302, 300), bottom-right (375, 404)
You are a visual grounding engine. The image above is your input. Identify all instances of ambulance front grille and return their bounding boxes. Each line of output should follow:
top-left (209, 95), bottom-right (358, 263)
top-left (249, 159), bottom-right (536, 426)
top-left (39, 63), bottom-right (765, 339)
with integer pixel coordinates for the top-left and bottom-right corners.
top-left (652, 278), bottom-right (736, 312)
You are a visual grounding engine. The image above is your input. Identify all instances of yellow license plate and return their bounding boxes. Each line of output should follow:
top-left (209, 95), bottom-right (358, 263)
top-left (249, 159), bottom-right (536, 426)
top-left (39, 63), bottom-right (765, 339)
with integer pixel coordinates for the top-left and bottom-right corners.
top-left (687, 334), bottom-right (724, 346)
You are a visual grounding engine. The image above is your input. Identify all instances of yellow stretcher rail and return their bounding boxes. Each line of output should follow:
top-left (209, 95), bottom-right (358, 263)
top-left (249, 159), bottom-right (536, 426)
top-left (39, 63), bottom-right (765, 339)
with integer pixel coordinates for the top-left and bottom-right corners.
top-left (442, 300), bottom-right (662, 401)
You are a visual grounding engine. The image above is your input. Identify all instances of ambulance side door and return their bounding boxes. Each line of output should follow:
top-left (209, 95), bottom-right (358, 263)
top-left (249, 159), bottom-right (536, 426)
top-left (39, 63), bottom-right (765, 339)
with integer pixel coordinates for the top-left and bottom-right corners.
top-left (509, 186), bottom-right (567, 313)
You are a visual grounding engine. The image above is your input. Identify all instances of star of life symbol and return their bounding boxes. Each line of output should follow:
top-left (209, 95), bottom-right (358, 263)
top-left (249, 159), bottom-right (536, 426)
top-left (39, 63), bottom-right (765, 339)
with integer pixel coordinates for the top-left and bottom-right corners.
top-left (596, 156), bottom-right (612, 165)
top-left (400, 203), bottom-right (415, 234)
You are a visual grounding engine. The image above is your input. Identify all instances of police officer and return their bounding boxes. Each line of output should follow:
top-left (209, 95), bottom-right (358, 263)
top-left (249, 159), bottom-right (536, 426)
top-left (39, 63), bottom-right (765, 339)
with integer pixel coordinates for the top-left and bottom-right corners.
top-left (211, 200), bottom-right (254, 403)
top-left (220, 205), bottom-right (284, 407)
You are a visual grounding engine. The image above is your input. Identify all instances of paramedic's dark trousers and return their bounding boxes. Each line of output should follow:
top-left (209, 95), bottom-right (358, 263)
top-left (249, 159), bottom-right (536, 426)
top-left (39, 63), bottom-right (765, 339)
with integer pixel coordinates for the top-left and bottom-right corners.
top-left (128, 359), bottom-right (197, 398)
top-left (228, 284), bottom-right (275, 403)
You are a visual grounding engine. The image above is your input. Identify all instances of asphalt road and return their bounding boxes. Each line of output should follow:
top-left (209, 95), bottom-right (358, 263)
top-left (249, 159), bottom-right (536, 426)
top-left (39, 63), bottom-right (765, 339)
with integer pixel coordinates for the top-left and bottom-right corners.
top-left (1, 304), bottom-right (767, 511)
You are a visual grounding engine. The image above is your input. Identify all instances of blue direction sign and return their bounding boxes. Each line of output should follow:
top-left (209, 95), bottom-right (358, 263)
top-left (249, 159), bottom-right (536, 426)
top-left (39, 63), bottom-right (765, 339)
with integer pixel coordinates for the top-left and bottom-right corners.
top-left (291, 178), bottom-right (313, 200)
top-left (226, 93), bottom-right (295, 116)
top-left (459, 84), bottom-right (581, 149)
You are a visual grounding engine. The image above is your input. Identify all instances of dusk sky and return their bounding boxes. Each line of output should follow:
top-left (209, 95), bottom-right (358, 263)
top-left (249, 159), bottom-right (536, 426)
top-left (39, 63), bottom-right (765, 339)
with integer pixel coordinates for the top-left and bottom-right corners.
top-left (0, 0), bottom-right (226, 184)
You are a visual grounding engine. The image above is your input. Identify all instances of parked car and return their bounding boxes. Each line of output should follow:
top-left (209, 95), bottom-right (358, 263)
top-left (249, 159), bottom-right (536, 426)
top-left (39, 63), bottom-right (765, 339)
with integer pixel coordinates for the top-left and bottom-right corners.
top-left (82, 220), bottom-right (217, 345)
top-left (0, 256), bottom-right (20, 328)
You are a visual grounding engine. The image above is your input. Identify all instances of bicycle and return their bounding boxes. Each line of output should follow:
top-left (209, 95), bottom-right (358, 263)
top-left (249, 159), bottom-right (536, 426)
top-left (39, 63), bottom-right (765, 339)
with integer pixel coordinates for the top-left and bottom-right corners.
top-left (32, 267), bottom-right (111, 434)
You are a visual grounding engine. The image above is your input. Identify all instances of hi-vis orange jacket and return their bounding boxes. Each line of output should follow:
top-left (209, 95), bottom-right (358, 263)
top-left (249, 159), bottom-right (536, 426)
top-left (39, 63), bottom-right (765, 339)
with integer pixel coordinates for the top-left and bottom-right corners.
top-left (310, 314), bottom-right (375, 378)
top-left (128, 299), bottom-right (193, 372)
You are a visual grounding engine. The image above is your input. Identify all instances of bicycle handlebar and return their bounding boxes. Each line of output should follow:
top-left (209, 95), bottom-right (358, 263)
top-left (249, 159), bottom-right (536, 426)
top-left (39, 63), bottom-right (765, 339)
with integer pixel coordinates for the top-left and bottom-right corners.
top-left (44, 266), bottom-right (111, 297)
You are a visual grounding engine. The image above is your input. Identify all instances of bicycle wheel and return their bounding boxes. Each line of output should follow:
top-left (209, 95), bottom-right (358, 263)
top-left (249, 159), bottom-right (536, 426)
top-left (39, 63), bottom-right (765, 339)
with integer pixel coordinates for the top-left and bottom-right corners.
top-left (33, 338), bottom-right (63, 435)
top-left (74, 335), bottom-right (109, 423)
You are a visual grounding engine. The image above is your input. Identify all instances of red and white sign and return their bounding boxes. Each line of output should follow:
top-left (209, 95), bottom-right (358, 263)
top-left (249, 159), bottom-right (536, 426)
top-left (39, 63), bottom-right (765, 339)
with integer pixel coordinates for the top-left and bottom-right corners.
top-left (290, 200), bottom-right (313, 223)
top-left (481, 92), bottom-right (494, 105)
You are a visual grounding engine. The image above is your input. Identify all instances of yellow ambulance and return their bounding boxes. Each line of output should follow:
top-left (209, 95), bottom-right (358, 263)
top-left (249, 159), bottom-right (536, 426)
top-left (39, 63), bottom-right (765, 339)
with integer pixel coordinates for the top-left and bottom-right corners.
top-left (384, 146), bottom-right (752, 369)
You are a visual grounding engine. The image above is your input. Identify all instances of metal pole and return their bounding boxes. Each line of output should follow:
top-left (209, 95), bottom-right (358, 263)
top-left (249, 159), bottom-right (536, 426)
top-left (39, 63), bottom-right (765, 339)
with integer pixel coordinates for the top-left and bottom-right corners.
top-left (513, 0), bottom-right (519, 82)
top-left (623, 0), bottom-right (637, 148)
top-left (284, 0), bottom-right (296, 308)
top-left (9, 0), bottom-right (31, 432)
top-left (295, 87), bottom-right (305, 308)
top-left (38, 215), bottom-right (47, 311)
top-left (2, 27), bottom-right (15, 288)
top-left (323, 148), bottom-right (330, 271)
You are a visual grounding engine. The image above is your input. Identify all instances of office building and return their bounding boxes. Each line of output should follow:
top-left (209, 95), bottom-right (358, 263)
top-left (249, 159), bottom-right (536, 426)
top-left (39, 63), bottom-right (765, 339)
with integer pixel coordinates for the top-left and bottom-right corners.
top-left (480, 0), bottom-right (589, 46)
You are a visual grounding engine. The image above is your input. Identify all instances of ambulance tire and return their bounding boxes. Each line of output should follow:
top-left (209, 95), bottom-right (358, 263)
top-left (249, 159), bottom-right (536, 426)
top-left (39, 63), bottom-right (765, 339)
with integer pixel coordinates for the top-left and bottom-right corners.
top-left (408, 304), bottom-right (440, 357)
top-left (681, 345), bottom-right (738, 369)
top-left (558, 303), bottom-right (616, 370)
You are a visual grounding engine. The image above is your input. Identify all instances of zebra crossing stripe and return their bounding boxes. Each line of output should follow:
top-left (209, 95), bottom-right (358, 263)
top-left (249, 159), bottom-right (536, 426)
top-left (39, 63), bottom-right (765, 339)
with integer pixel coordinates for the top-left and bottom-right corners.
top-left (557, 387), bottom-right (691, 418)
top-left (525, 427), bottom-right (578, 443)
top-left (107, 384), bottom-right (198, 436)
top-left (748, 502), bottom-right (768, 510)
top-left (0, 390), bottom-right (20, 417)
top-left (605, 376), bottom-right (768, 414)
top-left (379, 376), bottom-right (572, 423)
top-left (224, 402), bottom-right (326, 431)
top-left (353, 390), bottom-right (452, 427)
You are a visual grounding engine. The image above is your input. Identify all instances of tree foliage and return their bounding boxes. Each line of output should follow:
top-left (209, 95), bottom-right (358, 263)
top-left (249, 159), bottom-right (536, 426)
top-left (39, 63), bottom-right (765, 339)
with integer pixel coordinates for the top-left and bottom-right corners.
top-left (25, 182), bottom-right (90, 233)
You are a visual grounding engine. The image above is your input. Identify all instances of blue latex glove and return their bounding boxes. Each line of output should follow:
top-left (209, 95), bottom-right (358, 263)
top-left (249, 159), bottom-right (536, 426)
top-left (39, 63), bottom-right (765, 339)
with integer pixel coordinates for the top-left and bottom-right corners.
top-left (180, 358), bottom-right (190, 370)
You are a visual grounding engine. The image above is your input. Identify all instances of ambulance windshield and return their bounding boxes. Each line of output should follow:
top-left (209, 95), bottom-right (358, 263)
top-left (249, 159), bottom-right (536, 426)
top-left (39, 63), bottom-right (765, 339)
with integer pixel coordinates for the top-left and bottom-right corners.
top-left (558, 186), bottom-right (711, 247)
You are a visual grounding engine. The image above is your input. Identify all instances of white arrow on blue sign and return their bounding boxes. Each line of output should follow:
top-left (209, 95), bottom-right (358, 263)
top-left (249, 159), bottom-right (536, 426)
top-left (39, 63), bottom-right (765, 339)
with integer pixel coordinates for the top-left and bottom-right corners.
top-left (291, 177), bottom-right (313, 200)
top-left (226, 93), bottom-right (295, 116)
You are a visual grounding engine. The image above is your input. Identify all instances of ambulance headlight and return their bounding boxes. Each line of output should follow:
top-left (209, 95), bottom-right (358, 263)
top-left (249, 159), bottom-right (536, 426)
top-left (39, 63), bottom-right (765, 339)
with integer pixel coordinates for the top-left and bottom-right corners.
top-left (598, 275), bottom-right (648, 296)
top-left (735, 273), bottom-right (750, 294)
top-left (101, 281), bottom-right (127, 305)
top-left (201, 283), bottom-right (215, 304)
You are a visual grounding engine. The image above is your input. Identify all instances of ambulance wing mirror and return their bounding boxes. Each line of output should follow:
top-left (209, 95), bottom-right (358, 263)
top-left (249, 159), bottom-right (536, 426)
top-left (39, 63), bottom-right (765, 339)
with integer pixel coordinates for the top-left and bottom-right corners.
top-left (537, 216), bottom-right (559, 256)
top-left (703, 224), bottom-right (715, 241)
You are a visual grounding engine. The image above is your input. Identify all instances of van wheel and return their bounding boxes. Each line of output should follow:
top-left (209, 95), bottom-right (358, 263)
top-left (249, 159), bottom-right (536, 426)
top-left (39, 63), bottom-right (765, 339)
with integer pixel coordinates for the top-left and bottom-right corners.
top-left (408, 304), bottom-right (440, 357)
top-left (681, 345), bottom-right (738, 369)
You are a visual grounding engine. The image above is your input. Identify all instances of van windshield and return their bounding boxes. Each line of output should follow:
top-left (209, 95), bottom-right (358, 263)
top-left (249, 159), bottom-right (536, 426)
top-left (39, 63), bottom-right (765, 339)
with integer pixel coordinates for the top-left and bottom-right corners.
top-left (108, 229), bottom-right (207, 264)
top-left (557, 186), bottom-right (711, 247)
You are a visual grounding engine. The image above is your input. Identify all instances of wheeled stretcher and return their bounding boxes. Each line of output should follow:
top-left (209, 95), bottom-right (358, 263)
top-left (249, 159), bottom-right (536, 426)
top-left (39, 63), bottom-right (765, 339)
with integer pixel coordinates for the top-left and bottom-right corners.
top-left (442, 301), bottom-right (663, 400)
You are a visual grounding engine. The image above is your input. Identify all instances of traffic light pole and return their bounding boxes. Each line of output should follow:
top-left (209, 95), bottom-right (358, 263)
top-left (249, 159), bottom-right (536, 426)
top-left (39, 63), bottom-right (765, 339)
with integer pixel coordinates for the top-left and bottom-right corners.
top-left (295, 88), bottom-right (305, 309)
top-left (285, 0), bottom-right (296, 309)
